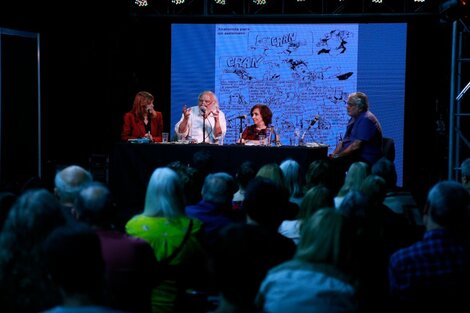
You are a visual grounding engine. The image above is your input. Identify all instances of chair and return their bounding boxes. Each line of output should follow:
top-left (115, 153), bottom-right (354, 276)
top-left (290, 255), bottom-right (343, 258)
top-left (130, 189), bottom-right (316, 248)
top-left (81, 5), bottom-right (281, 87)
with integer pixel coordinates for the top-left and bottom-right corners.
top-left (382, 137), bottom-right (396, 163)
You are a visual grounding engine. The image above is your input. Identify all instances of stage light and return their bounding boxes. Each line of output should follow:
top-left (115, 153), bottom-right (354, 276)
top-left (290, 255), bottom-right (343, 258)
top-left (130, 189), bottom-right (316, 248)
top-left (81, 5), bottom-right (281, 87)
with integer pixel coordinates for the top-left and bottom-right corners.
top-left (253, 0), bottom-right (267, 4)
top-left (214, 0), bottom-right (226, 4)
top-left (372, 0), bottom-right (383, 3)
top-left (172, 0), bottom-right (185, 4)
top-left (135, 0), bottom-right (148, 7)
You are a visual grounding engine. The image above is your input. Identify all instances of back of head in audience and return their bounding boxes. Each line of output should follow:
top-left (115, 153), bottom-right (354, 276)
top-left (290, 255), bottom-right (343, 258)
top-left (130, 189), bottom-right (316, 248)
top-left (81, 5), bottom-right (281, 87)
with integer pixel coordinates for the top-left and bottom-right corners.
top-left (280, 159), bottom-right (304, 199)
top-left (256, 163), bottom-right (286, 189)
top-left (424, 180), bottom-right (470, 234)
top-left (74, 182), bottom-right (115, 229)
top-left (360, 174), bottom-right (387, 207)
top-left (243, 177), bottom-right (288, 231)
top-left (0, 189), bottom-right (66, 313)
top-left (1, 188), bottom-right (67, 245)
top-left (337, 161), bottom-right (370, 197)
top-left (299, 185), bottom-right (334, 221)
top-left (144, 167), bottom-right (185, 218)
top-left (304, 159), bottom-right (335, 192)
top-left (54, 165), bottom-right (93, 206)
top-left (337, 190), bottom-right (369, 224)
top-left (255, 163), bottom-right (299, 220)
top-left (296, 208), bottom-right (355, 274)
top-left (202, 172), bottom-right (236, 208)
top-left (371, 157), bottom-right (398, 191)
top-left (211, 224), bottom-right (295, 310)
top-left (44, 224), bottom-right (106, 305)
top-left (167, 160), bottom-right (199, 205)
top-left (235, 161), bottom-right (257, 191)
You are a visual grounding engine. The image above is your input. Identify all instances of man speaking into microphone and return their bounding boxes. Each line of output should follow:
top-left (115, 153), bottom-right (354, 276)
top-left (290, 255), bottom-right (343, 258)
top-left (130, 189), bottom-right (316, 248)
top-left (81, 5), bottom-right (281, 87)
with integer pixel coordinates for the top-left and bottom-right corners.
top-left (175, 90), bottom-right (227, 144)
top-left (238, 104), bottom-right (274, 145)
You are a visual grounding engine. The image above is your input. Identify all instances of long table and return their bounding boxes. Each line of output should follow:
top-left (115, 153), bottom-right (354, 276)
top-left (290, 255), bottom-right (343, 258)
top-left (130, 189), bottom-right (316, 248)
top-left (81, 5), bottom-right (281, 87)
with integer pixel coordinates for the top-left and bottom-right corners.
top-left (109, 142), bottom-right (328, 217)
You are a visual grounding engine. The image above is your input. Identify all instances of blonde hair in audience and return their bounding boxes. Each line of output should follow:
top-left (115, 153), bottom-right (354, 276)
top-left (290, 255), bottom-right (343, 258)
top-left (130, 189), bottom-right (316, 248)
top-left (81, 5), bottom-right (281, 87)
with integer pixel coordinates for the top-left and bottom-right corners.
top-left (337, 161), bottom-right (370, 197)
top-left (299, 185), bottom-right (334, 221)
top-left (296, 208), bottom-right (354, 271)
top-left (256, 163), bottom-right (286, 189)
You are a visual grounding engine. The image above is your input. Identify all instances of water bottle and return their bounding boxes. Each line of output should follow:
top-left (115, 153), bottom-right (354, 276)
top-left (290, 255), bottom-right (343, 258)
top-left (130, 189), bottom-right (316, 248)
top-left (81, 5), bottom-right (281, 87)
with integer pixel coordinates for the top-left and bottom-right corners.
top-left (294, 127), bottom-right (300, 146)
top-left (265, 126), bottom-right (272, 146)
top-left (270, 126), bottom-right (280, 146)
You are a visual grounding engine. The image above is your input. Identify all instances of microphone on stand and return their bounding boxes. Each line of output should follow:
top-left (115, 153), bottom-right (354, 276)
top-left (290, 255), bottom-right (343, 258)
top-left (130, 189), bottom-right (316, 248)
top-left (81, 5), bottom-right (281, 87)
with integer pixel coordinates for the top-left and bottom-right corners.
top-left (228, 115), bottom-right (247, 122)
top-left (201, 107), bottom-right (207, 143)
top-left (300, 115), bottom-right (320, 142)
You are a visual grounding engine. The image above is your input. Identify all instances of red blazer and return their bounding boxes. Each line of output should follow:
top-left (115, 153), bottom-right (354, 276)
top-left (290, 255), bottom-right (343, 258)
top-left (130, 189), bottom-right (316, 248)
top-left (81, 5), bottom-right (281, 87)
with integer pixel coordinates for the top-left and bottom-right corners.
top-left (121, 111), bottom-right (163, 143)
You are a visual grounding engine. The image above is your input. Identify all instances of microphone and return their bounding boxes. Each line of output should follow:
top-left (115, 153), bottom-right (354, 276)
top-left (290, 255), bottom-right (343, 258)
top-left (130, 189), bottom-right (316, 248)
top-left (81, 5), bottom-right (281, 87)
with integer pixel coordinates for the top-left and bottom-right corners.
top-left (200, 107), bottom-right (208, 121)
top-left (307, 115), bottom-right (319, 129)
top-left (301, 115), bottom-right (320, 141)
top-left (228, 115), bottom-right (247, 122)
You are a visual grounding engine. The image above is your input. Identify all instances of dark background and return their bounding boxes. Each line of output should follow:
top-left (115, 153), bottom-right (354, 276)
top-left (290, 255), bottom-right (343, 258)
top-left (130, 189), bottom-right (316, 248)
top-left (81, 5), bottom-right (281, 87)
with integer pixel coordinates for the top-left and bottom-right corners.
top-left (0, 1), bottom-right (463, 206)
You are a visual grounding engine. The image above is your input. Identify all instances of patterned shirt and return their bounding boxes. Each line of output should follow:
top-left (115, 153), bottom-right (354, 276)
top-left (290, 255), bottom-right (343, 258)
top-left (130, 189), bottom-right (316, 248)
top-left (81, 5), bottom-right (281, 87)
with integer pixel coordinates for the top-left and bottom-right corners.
top-left (388, 228), bottom-right (470, 309)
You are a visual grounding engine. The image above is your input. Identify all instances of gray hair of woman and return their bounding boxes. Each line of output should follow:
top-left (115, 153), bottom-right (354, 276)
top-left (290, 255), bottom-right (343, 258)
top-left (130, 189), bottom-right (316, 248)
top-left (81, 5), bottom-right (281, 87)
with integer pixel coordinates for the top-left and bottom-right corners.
top-left (143, 167), bottom-right (186, 218)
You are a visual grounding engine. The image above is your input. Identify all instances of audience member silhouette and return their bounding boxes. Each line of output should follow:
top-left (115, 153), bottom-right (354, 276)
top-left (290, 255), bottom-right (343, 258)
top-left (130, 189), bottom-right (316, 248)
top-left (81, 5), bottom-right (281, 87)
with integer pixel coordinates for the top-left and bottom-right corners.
top-left (232, 161), bottom-right (257, 203)
top-left (280, 159), bottom-right (304, 207)
top-left (231, 161), bottom-right (257, 222)
top-left (167, 160), bottom-right (200, 206)
top-left (186, 172), bottom-right (237, 249)
top-left (54, 165), bottom-right (93, 220)
top-left (0, 189), bottom-right (67, 313)
top-left (209, 224), bottom-right (295, 313)
top-left (371, 157), bottom-right (422, 225)
top-left (304, 158), bottom-right (339, 194)
top-left (335, 161), bottom-right (370, 208)
top-left (256, 163), bottom-right (298, 220)
top-left (354, 175), bottom-right (399, 313)
top-left (388, 180), bottom-right (470, 311)
top-left (125, 167), bottom-right (208, 313)
top-left (257, 209), bottom-right (357, 313)
top-left (279, 184), bottom-right (335, 244)
top-left (244, 177), bottom-right (287, 232)
top-left (42, 224), bottom-right (126, 313)
top-left (243, 177), bottom-right (296, 252)
top-left (74, 182), bottom-right (157, 313)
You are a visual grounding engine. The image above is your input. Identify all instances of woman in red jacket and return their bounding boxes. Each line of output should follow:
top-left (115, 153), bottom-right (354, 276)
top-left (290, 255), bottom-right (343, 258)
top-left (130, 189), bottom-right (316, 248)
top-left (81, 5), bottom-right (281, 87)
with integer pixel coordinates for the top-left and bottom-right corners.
top-left (121, 91), bottom-right (163, 143)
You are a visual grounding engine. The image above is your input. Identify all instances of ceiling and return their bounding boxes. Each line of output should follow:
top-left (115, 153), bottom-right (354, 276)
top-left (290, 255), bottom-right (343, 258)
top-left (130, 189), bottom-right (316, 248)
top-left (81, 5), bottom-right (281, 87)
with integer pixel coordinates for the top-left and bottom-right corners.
top-left (130, 0), bottom-right (443, 18)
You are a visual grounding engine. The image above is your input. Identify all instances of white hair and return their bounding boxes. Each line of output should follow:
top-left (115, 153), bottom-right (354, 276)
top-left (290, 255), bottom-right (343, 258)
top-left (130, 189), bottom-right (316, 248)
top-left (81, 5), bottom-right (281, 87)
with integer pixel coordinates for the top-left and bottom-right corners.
top-left (143, 167), bottom-right (185, 218)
